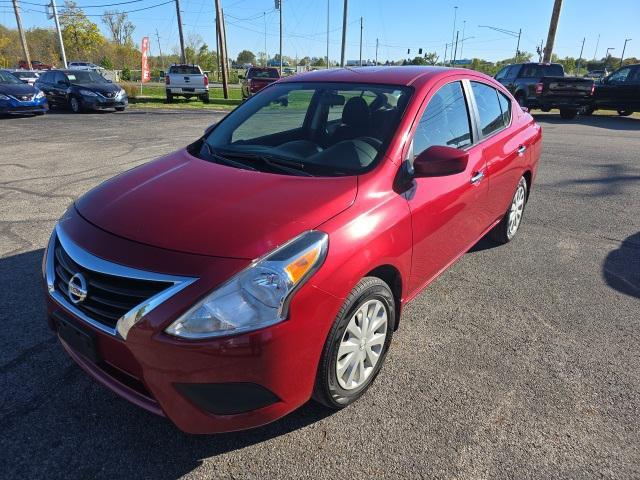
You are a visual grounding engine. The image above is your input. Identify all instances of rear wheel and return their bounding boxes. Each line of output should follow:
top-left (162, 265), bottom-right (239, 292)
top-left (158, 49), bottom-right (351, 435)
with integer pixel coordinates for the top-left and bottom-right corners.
top-left (516, 93), bottom-right (527, 108)
top-left (559, 108), bottom-right (578, 119)
top-left (617, 109), bottom-right (633, 116)
top-left (166, 90), bottom-right (173, 103)
top-left (490, 176), bottom-right (528, 244)
top-left (313, 277), bottom-right (394, 409)
top-left (201, 93), bottom-right (210, 104)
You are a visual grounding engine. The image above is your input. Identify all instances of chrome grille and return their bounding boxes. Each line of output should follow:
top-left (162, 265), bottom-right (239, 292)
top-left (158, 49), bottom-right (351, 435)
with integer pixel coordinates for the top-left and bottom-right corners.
top-left (53, 238), bottom-right (172, 330)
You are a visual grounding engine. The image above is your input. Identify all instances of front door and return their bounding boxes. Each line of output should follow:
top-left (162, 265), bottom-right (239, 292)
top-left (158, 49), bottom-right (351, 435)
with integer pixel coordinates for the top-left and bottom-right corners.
top-left (597, 67), bottom-right (634, 109)
top-left (405, 80), bottom-right (490, 293)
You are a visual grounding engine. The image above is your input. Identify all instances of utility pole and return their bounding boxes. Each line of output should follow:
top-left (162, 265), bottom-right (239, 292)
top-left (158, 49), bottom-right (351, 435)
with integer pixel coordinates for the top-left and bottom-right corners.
top-left (593, 33), bottom-right (600, 60)
top-left (221, 8), bottom-right (229, 90)
top-left (215, 14), bottom-right (220, 79)
top-left (576, 37), bottom-right (585, 75)
top-left (340, 0), bottom-right (348, 67)
top-left (515, 28), bottom-right (521, 61)
top-left (49, 0), bottom-right (67, 68)
top-left (543, 0), bottom-right (563, 62)
top-left (214, 0), bottom-right (229, 98)
top-left (359, 17), bottom-right (363, 66)
top-left (326, 0), bottom-right (329, 68)
top-left (264, 12), bottom-right (267, 67)
top-left (450, 6), bottom-right (457, 66)
top-left (620, 39), bottom-right (632, 67)
top-left (375, 38), bottom-right (378, 66)
top-left (443, 43), bottom-right (448, 65)
top-left (459, 20), bottom-right (466, 61)
top-left (452, 30), bottom-right (459, 65)
top-left (274, 0), bottom-right (283, 75)
top-left (12, 0), bottom-right (31, 69)
top-left (175, 0), bottom-right (186, 63)
top-left (155, 29), bottom-right (164, 73)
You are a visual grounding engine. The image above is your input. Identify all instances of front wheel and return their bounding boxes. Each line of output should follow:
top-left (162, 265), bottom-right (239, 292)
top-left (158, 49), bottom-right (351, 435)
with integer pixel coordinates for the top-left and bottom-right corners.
top-left (559, 108), bottom-right (578, 119)
top-left (69, 96), bottom-right (82, 113)
top-left (490, 176), bottom-right (528, 244)
top-left (115, 107), bottom-right (125, 112)
top-left (617, 109), bottom-right (633, 117)
top-left (313, 277), bottom-right (395, 409)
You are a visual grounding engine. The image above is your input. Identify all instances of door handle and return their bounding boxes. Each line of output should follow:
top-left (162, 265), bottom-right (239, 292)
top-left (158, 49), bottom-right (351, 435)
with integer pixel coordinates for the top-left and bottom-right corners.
top-left (517, 145), bottom-right (527, 156)
top-left (470, 171), bottom-right (485, 184)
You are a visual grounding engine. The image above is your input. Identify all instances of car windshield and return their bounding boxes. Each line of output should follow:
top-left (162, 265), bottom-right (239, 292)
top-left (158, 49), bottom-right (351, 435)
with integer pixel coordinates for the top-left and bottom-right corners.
top-left (199, 82), bottom-right (412, 176)
top-left (249, 69), bottom-right (279, 79)
top-left (0, 71), bottom-right (22, 84)
top-left (66, 71), bottom-right (107, 84)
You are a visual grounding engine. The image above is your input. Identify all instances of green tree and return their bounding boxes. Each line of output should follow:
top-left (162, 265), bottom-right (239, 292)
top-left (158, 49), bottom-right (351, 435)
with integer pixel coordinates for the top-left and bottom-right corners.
top-left (311, 57), bottom-right (326, 67)
top-left (237, 49), bottom-right (256, 65)
top-left (102, 10), bottom-right (135, 46)
top-left (60, 1), bottom-right (105, 58)
top-left (424, 52), bottom-right (439, 65)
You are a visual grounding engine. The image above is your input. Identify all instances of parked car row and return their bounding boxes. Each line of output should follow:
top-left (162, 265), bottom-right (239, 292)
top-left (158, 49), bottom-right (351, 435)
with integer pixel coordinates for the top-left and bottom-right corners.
top-left (495, 62), bottom-right (640, 118)
top-left (0, 68), bottom-right (128, 116)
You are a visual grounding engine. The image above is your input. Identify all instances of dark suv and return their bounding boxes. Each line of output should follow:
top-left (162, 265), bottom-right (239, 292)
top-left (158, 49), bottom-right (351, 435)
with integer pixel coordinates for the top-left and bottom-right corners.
top-left (495, 63), bottom-right (594, 119)
top-left (587, 64), bottom-right (640, 116)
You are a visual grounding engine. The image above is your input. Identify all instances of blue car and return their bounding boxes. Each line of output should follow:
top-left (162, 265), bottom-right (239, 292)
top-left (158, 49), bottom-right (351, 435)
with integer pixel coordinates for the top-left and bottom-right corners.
top-left (0, 69), bottom-right (48, 116)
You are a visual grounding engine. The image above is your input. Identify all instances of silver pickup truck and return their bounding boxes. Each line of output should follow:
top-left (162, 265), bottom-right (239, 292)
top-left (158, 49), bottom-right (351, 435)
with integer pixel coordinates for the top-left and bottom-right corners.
top-left (165, 64), bottom-right (209, 103)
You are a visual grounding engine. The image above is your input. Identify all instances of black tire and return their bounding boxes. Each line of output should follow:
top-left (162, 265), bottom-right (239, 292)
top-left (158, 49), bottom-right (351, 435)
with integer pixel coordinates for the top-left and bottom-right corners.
top-left (201, 93), bottom-right (210, 104)
top-left (490, 176), bottom-right (528, 244)
top-left (617, 109), bottom-right (633, 117)
top-left (115, 107), bottom-right (125, 112)
top-left (516, 93), bottom-right (527, 109)
top-left (313, 276), bottom-right (395, 409)
top-left (69, 96), bottom-right (82, 113)
top-left (166, 90), bottom-right (173, 103)
top-left (559, 108), bottom-right (578, 119)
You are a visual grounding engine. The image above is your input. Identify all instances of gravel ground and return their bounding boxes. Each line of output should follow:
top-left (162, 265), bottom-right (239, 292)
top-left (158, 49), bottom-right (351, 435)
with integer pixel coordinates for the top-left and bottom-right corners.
top-left (0, 109), bottom-right (638, 479)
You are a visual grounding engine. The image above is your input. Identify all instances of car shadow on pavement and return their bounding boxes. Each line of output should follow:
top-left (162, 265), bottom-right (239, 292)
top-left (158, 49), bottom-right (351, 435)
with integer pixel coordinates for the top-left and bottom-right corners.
top-left (603, 232), bottom-right (640, 299)
top-left (532, 113), bottom-right (640, 131)
top-left (553, 162), bottom-right (640, 197)
top-left (0, 248), bottom-right (333, 479)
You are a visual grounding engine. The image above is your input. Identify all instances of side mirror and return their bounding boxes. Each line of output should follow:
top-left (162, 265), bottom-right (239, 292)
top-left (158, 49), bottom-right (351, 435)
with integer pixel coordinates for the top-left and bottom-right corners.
top-left (413, 145), bottom-right (468, 178)
top-left (204, 123), bottom-right (217, 136)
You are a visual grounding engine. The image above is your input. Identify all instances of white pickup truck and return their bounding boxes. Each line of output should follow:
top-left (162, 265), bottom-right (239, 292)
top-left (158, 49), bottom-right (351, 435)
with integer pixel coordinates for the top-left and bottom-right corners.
top-left (165, 64), bottom-right (209, 103)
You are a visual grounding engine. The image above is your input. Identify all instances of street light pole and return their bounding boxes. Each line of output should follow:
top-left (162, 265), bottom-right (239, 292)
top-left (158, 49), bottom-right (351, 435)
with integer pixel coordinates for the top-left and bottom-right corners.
top-left (359, 17), bottom-right (363, 66)
top-left (605, 47), bottom-right (614, 70)
top-left (620, 39), bottom-right (632, 67)
top-left (340, 0), bottom-right (348, 67)
top-left (326, 0), bottom-right (329, 68)
top-left (50, 0), bottom-right (67, 68)
top-left (576, 37), bottom-right (585, 75)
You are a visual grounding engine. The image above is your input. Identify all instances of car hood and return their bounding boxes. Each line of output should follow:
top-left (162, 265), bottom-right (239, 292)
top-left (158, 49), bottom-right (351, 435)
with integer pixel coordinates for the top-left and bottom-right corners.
top-left (71, 82), bottom-right (119, 94)
top-left (75, 149), bottom-right (357, 259)
top-left (0, 82), bottom-right (37, 96)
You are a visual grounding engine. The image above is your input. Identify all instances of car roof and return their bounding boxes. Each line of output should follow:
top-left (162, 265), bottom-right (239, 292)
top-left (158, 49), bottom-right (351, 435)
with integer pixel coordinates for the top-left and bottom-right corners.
top-left (278, 66), bottom-right (467, 86)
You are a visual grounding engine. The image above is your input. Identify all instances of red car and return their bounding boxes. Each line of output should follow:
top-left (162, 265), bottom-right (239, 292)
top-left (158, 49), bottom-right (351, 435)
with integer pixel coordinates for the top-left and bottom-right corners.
top-left (43, 67), bottom-right (541, 433)
top-left (19, 60), bottom-right (55, 70)
top-left (240, 67), bottom-right (280, 99)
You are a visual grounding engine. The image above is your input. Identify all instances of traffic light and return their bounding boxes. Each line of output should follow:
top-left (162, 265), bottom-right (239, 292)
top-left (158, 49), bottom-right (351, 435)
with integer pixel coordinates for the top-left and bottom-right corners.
top-left (419, 48), bottom-right (422, 54)
top-left (407, 48), bottom-right (410, 55)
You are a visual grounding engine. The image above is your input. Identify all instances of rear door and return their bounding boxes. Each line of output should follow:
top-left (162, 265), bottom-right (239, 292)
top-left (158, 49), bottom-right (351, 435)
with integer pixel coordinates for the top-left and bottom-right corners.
top-left (405, 79), bottom-right (490, 292)
top-left (468, 80), bottom-right (531, 221)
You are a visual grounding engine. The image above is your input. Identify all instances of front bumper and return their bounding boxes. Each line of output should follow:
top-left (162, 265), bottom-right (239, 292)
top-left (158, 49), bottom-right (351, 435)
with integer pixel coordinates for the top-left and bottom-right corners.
top-left (81, 95), bottom-right (128, 110)
top-left (0, 96), bottom-right (48, 114)
top-left (44, 212), bottom-right (342, 433)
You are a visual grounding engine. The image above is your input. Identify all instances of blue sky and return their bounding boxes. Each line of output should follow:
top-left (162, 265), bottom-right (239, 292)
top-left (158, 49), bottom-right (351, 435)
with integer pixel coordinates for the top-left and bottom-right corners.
top-left (2, 0), bottom-right (639, 63)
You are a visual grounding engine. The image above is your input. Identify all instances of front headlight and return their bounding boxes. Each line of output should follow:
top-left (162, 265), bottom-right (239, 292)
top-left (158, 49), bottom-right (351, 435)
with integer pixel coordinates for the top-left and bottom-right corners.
top-left (35, 90), bottom-right (45, 99)
top-left (166, 230), bottom-right (328, 339)
top-left (79, 89), bottom-right (98, 97)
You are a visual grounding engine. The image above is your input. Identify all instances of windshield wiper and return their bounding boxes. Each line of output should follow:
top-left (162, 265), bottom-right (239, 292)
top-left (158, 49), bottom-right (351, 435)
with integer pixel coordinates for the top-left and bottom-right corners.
top-left (216, 149), bottom-right (313, 177)
top-left (202, 142), bottom-right (257, 171)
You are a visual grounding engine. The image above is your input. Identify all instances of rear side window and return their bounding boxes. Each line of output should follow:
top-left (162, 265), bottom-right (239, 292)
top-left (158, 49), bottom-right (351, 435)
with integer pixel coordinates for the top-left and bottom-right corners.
top-left (471, 82), bottom-right (506, 137)
top-left (413, 81), bottom-right (472, 155)
top-left (608, 67), bottom-right (631, 83)
top-left (497, 91), bottom-right (512, 126)
top-left (519, 64), bottom-right (563, 78)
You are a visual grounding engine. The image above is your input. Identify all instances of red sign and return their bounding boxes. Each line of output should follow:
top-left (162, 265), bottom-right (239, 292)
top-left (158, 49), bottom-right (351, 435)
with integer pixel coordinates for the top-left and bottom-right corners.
top-left (141, 36), bottom-right (150, 83)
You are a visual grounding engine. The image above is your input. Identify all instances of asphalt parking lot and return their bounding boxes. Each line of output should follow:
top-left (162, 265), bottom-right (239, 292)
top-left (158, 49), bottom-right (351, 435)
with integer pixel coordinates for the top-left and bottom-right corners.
top-left (1, 109), bottom-right (639, 479)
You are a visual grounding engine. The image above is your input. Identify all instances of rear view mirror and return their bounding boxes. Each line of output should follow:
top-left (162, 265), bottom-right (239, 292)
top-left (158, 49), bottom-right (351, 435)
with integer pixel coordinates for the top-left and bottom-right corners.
top-left (413, 145), bottom-right (468, 177)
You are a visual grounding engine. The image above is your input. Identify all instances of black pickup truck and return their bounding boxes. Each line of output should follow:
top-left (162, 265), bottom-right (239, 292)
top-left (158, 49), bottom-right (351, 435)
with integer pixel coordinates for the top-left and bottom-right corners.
top-left (495, 63), bottom-right (594, 119)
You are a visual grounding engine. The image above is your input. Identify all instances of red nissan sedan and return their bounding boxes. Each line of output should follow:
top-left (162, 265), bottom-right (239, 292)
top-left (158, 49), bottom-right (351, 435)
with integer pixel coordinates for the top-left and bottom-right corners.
top-left (43, 67), bottom-right (541, 433)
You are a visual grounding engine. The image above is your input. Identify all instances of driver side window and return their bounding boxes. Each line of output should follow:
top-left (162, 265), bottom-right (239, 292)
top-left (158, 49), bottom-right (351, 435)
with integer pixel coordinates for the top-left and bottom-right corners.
top-left (412, 81), bottom-right (472, 158)
top-left (608, 68), bottom-right (631, 83)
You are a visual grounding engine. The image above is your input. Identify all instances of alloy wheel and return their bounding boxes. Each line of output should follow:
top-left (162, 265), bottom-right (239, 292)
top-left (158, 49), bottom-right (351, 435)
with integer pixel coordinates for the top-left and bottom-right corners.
top-left (336, 299), bottom-right (388, 390)
top-left (507, 181), bottom-right (526, 239)
top-left (70, 97), bottom-right (80, 113)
